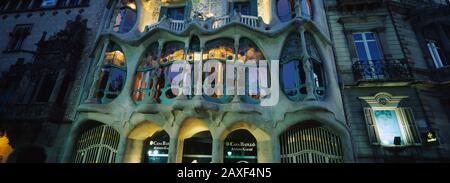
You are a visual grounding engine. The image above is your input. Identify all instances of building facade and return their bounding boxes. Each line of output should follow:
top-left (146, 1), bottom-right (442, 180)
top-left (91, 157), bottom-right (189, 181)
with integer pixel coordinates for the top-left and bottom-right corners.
top-left (326, 0), bottom-right (450, 162)
top-left (0, 0), bottom-right (110, 163)
top-left (0, 0), bottom-right (449, 163)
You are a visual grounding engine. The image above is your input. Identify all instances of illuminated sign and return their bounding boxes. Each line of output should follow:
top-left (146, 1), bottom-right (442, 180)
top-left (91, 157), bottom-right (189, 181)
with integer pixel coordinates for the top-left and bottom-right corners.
top-left (223, 130), bottom-right (257, 163)
top-left (425, 131), bottom-right (438, 145)
top-left (144, 131), bottom-right (169, 163)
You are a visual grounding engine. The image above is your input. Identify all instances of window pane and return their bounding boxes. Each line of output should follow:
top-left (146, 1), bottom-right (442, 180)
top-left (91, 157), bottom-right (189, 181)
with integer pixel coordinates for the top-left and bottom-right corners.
top-left (107, 68), bottom-right (125, 94)
top-left (367, 41), bottom-right (382, 60)
top-left (365, 32), bottom-right (375, 40)
top-left (353, 33), bottom-right (363, 41)
top-left (355, 42), bottom-right (368, 61)
top-left (277, 0), bottom-right (291, 22)
top-left (167, 7), bottom-right (185, 20)
top-left (119, 9), bottom-right (137, 33)
top-left (373, 110), bottom-right (404, 146)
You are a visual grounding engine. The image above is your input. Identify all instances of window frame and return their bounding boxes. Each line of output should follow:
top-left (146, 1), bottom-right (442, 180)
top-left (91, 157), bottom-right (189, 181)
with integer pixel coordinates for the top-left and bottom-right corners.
top-left (427, 40), bottom-right (447, 69)
top-left (370, 107), bottom-right (409, 147)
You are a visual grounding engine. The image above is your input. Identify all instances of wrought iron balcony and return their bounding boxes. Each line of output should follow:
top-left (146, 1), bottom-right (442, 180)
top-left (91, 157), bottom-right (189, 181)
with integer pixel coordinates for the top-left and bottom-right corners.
top-left (352, 59), bottom-right (413, 82)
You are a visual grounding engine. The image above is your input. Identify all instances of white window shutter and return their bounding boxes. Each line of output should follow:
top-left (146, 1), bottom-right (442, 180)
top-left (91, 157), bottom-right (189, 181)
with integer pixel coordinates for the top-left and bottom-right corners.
top-left (400, 107), bottom-right (422, 145)
top-left (363, 108), bottom-right (379, 145)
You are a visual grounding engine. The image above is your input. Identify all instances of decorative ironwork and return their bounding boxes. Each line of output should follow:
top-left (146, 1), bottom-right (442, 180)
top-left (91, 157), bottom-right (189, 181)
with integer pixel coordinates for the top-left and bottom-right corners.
top-left (352, 59), bottom-right (412, 81)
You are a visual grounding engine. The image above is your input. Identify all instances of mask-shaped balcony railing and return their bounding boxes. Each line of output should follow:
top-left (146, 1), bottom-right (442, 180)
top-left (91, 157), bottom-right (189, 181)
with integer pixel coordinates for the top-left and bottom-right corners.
top-left (145, 13), bottom-right (263, 33)
top-left (352, 59), bottom-right (413, 82)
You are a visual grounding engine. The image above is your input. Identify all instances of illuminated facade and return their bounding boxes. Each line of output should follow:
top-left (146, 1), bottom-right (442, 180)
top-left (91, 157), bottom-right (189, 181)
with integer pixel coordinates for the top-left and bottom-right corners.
top-left (63, 0), bottom-right (353, 163)
top-left (1, 0), bottom-right (450, 163)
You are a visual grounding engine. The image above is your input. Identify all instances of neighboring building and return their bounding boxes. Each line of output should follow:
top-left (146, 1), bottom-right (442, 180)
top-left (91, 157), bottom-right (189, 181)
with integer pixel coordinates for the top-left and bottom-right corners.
top-left (0, 0), bottom-right (109, 162)
top-left (326, 0), bottom-right (450, 162)
top-left (1, 0), bottom-right (449, 163)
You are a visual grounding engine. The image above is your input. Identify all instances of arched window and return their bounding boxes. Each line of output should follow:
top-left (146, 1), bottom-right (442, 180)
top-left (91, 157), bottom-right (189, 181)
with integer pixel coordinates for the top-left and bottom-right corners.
top-left (72, 124), bottom-right (120, 163)
top-left (142, 130), bottom-right (169, 163)
top-left (223, 129), bottom-right (257, 163)
top-left (112, 0), bottom-right (137, 33)
top-left (203, 38), bottom-right (235, 103)
top-left (277, 0), bottom-right (296, 22)
top-left (156, 41), bottom-right (185, 104)
top-left (279, 122), bottom-right (344, 163)
top-left (306, 33), bottom-right (325, 98)
top-left (182, 131), bottom-right (212, 163)
top-left (94, 42), bottom-right (126, 104)
top-left (280, 33), bottom-right (306, 101)
top-left (133, 43), bottom-right (159, 103)
top-left (238, 38), bottom-right (267, 104)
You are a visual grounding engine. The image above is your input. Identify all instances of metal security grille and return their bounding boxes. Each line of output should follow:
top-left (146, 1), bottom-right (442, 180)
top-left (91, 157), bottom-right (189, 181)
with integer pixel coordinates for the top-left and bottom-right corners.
top-left (72, 125), bottom-right (120, 163)
top-left (280, 125), bottom-right (344, 163)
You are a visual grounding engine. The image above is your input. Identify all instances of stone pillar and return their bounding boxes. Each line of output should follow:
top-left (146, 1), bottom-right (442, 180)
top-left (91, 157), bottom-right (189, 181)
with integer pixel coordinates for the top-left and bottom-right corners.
top-left (299, 28), bottom-right (316, 100)
top-left (122, 139), bottom-right (144, 163)
top-left (271, 135), bottom-right (281, 163)
top-left (115, 133), bottom-right (129, 163)
top-left (168, 138), bottom-right (178, 163)
top-left (211, 138), bottom-right (222, 163)
top-left (86, 41), bottom-right (109, 102)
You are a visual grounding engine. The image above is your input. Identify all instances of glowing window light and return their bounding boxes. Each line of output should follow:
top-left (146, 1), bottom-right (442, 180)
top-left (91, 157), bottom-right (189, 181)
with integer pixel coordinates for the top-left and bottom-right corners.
top-left (373, 109), bottom-right (405, 146)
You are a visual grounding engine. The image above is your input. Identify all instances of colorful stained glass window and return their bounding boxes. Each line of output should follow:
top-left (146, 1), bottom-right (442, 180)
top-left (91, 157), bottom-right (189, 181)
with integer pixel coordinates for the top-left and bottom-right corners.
top-left (237, 38), bottom-right (265, 62)
top-left (204, 39), bottom-right (234, 62)
top-left (95, 42), bottom-right (126, 103)
top-left (133, 43), bottom-right (159, 102)
top-left (160, 42), bottom-right (185, 64)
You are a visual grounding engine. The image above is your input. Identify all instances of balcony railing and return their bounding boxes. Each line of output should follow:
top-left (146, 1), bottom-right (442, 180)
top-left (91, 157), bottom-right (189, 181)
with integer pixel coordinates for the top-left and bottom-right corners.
top-left (352, 59), bottom-right (412, 81)
top-left (212, 15), bottom-right (231, 29)
top-left (145, 13), bottom-right (263, 33)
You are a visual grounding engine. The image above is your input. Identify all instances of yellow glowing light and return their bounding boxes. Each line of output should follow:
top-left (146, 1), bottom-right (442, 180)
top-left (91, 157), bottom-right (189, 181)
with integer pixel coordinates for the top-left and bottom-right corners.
top-left (0, 134), bottom-right (13, 163)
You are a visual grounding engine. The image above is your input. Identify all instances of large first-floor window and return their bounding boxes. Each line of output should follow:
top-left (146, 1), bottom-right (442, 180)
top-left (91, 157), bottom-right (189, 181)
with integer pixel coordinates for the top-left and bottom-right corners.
top-left (361, 93), bottom-right (422, 146)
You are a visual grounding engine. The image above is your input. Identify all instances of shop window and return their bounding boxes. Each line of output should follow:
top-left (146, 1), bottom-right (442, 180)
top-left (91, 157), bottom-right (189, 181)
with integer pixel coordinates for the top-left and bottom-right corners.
top-left (182, 131), bottom-right (212, 163)
top-left (223, 129), bottom-right (257, 163)
top-left (143, 130), bottom-right (169, 163)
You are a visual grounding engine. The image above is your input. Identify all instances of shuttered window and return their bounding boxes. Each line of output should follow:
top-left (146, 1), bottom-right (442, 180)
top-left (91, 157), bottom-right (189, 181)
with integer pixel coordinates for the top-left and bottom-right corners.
top-left (363, 107), bottom-right (421, 146)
